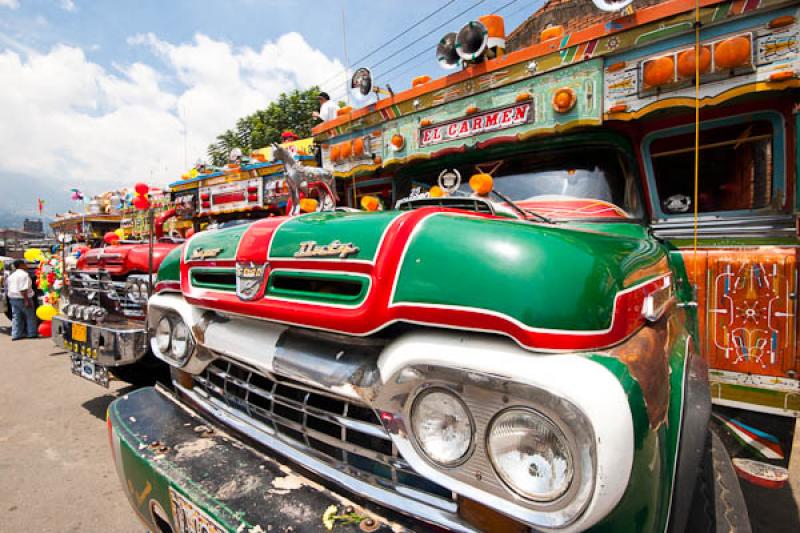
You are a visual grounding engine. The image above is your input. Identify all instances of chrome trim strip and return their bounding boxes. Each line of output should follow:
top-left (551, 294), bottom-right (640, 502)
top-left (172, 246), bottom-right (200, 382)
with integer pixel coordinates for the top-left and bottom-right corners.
top-left (177, 384), bottom-right (475, 533)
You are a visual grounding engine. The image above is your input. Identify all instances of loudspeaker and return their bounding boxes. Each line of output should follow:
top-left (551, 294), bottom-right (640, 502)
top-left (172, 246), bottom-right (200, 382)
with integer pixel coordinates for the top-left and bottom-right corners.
top-left (436, 32), bottom-right (461, 70)
top-left (455, 20), bottom-right (489, 62)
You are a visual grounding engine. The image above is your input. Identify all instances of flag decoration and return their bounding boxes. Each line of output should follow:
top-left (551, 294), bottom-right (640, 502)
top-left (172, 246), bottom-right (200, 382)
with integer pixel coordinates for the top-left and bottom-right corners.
top-left (70, 188), bottom-right (84, 201)
top-left (37, 198), bottom-right (45, 215)
top-left (715, 414), bottom-right (785, 460)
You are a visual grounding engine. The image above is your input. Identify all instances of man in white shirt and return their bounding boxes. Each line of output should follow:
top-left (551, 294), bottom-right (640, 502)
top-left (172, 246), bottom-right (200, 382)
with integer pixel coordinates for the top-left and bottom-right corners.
top-left (312, 92), bottom-right (338, 122)
top-left (7, 259), bottom-right (38, 340)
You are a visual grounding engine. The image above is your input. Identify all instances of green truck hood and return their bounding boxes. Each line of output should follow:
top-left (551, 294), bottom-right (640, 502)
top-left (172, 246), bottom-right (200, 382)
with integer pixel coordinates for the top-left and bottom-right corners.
top-left (172, 209), bottom-right (667, 335)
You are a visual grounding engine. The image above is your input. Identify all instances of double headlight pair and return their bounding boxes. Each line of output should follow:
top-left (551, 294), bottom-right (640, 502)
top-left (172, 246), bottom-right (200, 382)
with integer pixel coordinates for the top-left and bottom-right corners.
top-left (411, 387), bottom-right (573, 502)
top-left (153, 314), bottom-right (192, 365)
top-left (125, 277), bottom-right (150, 303)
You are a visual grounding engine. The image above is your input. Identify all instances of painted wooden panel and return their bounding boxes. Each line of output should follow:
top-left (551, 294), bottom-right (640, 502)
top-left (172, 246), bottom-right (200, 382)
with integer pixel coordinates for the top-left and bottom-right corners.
top-left (683, 248), bottom-right (798, 378)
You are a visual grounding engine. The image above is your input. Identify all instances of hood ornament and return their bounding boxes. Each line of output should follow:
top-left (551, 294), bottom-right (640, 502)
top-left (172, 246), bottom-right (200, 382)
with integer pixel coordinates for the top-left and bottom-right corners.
top-left (272, 143), bottom-right (338, 216)
top-left (295, 240), bottom-right (360, 259)
top-left (236, 261), bottom-right (267, 301)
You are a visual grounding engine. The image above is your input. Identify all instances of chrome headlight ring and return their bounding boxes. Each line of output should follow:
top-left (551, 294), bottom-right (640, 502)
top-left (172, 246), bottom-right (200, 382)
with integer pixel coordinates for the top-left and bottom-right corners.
top-left (150, 310), bottom-right (194, 367)
top-left (375, 364), bottom-right (597, 529)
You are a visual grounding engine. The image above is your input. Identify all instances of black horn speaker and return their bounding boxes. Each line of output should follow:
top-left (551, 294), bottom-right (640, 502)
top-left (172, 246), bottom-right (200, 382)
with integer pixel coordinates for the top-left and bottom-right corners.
top-left (455, 20), bottom-right (488, 62)
top-left (436, 32), bottom-right (460, 70)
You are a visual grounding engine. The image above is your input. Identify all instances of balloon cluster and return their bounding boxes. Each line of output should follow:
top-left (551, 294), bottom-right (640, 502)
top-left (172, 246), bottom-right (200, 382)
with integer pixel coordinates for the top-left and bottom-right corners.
top-left (133, 182), bottom-right (151, 210)
top-left (23, 248), bottom-right (64, 338)
top-left (103, 227), bottom-right (126, 245)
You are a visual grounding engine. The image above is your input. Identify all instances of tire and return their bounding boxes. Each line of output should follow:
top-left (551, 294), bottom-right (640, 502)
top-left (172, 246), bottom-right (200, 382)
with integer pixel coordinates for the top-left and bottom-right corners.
top-left (110, 352), bottom-right (171, 387)
top-left (685, 430), bottom-right (751, 533)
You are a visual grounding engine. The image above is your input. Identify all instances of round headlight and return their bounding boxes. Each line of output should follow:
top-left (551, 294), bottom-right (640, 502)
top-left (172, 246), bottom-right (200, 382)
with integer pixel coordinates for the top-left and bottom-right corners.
top-left (138, 280), bottom-right (150, 300)
top-left (154, 316), bottom-right (172, 353)
top-left (170, 319), bottom-right (191, 362)
top-left (411, 388), bottom-right (473, 466)
top-left (487, 408), bottom-right (573, 502)
top-left (128, 281), bottom-right (141, 300)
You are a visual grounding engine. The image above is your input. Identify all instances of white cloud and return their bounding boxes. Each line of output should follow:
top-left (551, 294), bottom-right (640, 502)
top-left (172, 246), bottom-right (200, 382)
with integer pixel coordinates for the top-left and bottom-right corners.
top-left (0, 32), bottom-right (343, 193)
top-left (58, 0), bottom-right (75, 11)
top-left (0, 0), bottom-right (19, 9)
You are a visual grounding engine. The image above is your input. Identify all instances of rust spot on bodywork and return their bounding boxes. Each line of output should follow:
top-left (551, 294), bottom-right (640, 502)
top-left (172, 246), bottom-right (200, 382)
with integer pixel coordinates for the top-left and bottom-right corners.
top-left (608, 316), bottom-right (679, 429)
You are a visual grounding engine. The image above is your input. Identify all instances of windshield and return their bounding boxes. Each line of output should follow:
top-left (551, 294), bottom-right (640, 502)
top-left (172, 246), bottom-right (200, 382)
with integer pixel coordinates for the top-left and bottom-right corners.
top-left (396, 147), bottom-right (642, 220)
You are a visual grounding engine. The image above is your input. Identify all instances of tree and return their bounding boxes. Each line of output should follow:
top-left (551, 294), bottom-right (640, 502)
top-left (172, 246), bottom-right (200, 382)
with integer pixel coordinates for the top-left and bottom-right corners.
top-left (207, 86), bottom-right (321, 166)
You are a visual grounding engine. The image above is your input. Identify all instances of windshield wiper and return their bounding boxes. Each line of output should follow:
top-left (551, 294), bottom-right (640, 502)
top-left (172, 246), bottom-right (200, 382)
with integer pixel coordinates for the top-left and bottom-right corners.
top-left (491, 190), bottom-right (553, 224)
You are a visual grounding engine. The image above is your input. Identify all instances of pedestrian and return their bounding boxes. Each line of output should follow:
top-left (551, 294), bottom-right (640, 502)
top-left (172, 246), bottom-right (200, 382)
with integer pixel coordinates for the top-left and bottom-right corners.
top-left (312, 92), bottom-right (338, 122)
top-left (6, 259), bottom-right (38, 340)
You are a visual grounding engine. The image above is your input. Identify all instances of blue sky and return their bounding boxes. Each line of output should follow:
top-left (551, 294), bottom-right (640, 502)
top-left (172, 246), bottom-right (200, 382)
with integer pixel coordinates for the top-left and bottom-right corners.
top-left (0, 0), bottom-right (544, 218)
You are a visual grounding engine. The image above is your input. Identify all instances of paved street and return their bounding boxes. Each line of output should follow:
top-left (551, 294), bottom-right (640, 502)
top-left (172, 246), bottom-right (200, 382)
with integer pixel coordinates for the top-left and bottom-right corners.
top-left (0, 317), bottom-right (143, 533)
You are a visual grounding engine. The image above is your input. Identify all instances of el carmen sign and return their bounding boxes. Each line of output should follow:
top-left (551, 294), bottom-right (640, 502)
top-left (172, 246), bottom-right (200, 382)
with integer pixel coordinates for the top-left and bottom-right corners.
top-left (419, 101), bottom-right (532, 147)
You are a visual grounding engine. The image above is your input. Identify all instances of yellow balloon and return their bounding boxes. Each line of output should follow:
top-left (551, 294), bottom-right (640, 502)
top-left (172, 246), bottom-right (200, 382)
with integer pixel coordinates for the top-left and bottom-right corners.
top-left (114, 228), bottom-right (125, 238)
top-left (36, 304), bottom-right (58, 321)
top-left (24, 248), bottom-right (43, 262)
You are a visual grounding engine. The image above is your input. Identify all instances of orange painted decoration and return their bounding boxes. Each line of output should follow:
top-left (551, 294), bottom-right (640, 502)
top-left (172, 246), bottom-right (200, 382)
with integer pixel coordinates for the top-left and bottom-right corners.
top-left (390, 134), bottom-right (405, 150)
top-left (552, 87), bottom-right (577, 113)
top-left (465, 105), bottom-right (480, 115)
top-left (768, 15), bottom-right (795, 28)
top-left (329, 144), bottom-right (341, 162)
top-left (681, 249), bottom-right (798, 378)
top-left (340, 140), bottom-right (353, 159)
top-left (412, 75), bottom-right (432, 87)
top-left (677, 46), bottom-right (711, 78)
top-left (769, 71), bottom-right (796, 82)
top-left (540, 25), bottom-right (564, 42)
top-left (714, 36), bottom-right (751, 70)
top-left (515, 92), bottom-right (532, 102)
top-left (353, 137), bottom-right (365, 157)
top-left (336, 106), bottom-right (353, 117)
top-left (643, 56), bottom-right (676, 88)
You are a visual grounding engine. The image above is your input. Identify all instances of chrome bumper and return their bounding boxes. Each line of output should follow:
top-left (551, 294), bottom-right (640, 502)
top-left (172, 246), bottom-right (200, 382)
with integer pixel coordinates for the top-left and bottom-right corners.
top-left (51, 314), bottom-right (148, 367)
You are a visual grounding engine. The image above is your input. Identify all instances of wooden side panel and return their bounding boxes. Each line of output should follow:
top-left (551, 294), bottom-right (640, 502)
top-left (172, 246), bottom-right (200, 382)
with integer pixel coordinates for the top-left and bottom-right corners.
top-left (682, 248), bottom-right (798, 378)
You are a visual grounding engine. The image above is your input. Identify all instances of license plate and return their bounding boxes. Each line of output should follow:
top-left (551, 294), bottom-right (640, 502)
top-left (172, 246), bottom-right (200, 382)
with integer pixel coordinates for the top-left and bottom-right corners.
top-left (71, 323), bottom-right (87, 343)
top-left (72, 356), bottom-right (110, 388)
top-left (169, 489), bottom-right (225, 533)
top-left (81, 359), bottom-right (96, 380)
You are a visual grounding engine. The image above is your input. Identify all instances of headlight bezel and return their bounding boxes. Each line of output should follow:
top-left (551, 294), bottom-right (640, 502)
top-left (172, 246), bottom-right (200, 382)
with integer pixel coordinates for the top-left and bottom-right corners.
top-left (150, 311), bottom-right (194, 367)
top-left (486, 406), bottom-right (575, 503)
top-left (379, 363), bottom-right (598, 529)
top-left (410, 385), bottom-right (475, 468)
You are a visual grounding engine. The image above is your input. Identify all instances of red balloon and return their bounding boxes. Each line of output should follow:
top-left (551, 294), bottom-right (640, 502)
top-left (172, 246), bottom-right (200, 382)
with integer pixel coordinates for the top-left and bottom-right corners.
top-left (134, 182), bottom-right (149, 195)
top-left (38, 321), bottom-right (52, 337)
top-left (133, 195), bottom-right (151, 210)
top-left (103, 231), bottom-right (120, 244)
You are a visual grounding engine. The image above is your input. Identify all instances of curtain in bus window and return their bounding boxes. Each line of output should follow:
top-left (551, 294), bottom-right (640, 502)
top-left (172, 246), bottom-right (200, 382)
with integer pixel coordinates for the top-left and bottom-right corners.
top-left (651, 120), bottom-right (773, 215)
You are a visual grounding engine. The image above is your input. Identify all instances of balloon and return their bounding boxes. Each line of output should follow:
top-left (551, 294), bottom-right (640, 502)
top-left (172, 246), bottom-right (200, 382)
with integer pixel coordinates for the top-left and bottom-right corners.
top-left (133, 195), bottom-right (150, 210)
top-left (38, 321), bottom-right (52, 337)
top-left (114, 228), bottom-right (125, 238)
top-left (134, 182), bottom-right (149, 195)
top-left (103, 231), bottom-right (120, 245)
top-left (24, 248), bottom-right (43, 262)
top-left (36, 304), bottom-right (58, 321)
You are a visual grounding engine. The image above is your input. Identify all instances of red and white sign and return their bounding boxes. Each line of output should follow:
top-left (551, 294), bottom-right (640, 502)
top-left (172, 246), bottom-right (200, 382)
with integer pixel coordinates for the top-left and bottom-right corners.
top-left (419, 101), bottom-right (532, 147)
top-left (198, 178), bottom-right (262, 215)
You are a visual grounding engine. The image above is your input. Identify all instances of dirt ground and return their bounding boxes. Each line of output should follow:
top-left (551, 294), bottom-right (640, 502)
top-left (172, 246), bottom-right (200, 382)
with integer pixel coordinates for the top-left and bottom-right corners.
top-left (0, 315), bottom-right (798, 532)
top-left (0, 317), bottom-right (144, 533)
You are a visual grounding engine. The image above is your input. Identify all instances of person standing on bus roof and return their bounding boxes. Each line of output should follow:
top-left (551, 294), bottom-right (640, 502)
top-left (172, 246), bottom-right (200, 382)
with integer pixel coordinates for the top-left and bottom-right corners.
top-left (312, 92), bottom-right (337, 122)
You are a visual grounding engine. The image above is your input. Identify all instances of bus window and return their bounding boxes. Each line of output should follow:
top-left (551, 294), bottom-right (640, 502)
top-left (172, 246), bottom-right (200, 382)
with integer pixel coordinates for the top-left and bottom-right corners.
top-left (650, 120), bottom-right (773, 215)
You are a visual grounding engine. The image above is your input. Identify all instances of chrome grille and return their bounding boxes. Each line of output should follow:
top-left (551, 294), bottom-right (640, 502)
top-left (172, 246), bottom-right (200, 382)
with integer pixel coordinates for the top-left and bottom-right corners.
top-left (193, 358), bottom-right (455, 509)
top-left (67, 270), bottom-right (144, 319)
